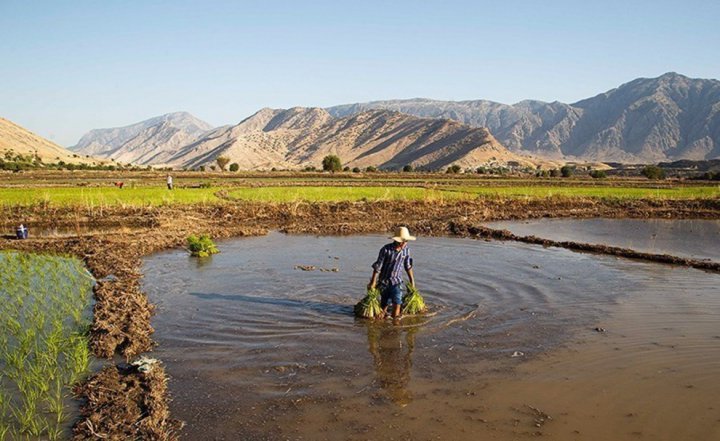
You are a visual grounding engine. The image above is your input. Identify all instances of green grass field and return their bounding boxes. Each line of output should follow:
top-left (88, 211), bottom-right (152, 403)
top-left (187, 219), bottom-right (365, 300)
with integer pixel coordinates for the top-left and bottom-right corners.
top-left (0, 183), bottom-right (717, 206)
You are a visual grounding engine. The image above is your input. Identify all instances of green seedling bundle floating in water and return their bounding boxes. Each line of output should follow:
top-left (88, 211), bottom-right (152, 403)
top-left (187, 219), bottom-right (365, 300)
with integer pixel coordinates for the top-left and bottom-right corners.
top-left (187, 234), bottom-right (219, 257)
top-left (0, 251), bottom-right (94, 440)
top-left (354, 287), bottom-right (383, 319)
top-left (402, 284), bottom-right (427, 315)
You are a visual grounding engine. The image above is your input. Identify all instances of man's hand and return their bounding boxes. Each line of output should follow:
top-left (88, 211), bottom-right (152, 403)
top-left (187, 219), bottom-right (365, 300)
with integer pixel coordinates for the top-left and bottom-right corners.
top-left (367, 281), bottom-right (376, 290)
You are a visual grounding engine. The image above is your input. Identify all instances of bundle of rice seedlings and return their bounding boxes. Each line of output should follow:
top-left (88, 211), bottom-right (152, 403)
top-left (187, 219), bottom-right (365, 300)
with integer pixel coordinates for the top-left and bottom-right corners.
top-left (354, 287), bottom-right (383, 319)
top-left (402, 283), bottom-right (427, 315)
top-left (187, 234), bottom-right (219, 257)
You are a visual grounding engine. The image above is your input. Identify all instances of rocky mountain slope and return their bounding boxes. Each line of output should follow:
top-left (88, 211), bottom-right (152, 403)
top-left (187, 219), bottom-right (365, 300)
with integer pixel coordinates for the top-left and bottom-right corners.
top-left (0, 117), bottom-right (98, 164)
top-left (71, 112), bottom-right (214, 165)
top-left (166, 107), bottom-right (538, 170)
top-left (328, 73), bottom-right (720, 162)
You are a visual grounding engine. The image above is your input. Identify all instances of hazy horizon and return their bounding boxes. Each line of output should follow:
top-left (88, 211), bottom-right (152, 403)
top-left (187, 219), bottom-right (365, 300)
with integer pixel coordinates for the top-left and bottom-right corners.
top-left (1, 0), bottom-right (718, 146)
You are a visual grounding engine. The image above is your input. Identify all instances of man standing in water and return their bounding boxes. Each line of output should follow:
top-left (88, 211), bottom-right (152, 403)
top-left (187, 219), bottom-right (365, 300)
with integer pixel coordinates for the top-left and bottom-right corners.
top-left (368, 226), bottom-right (416, 319)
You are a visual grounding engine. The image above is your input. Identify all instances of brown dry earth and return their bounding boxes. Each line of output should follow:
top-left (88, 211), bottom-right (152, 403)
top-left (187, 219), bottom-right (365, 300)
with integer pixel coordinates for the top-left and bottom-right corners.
top-left (1, 197), bottom-right (719, 439)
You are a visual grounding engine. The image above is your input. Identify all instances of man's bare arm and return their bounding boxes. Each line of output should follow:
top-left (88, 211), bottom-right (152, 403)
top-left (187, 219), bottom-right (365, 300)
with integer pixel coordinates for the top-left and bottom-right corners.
top-left (406, 268), bottom-right (415, 288)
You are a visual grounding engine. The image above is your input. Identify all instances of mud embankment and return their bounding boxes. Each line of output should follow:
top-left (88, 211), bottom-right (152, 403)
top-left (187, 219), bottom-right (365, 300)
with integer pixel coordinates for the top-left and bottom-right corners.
top-left (0, 198), bottom-right (718, 439)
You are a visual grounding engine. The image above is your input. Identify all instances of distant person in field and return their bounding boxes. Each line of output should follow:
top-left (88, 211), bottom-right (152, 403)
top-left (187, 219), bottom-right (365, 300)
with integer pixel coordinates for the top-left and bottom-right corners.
top-left (368, 226), bottom-right (416, 319)
top-left (166, 174), bottom-right (173, 190)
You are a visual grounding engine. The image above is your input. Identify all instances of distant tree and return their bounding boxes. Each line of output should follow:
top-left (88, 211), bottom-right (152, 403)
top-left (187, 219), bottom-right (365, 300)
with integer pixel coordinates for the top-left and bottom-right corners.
top-left (476, 167), bottom-right (487, 174)
top-left (403, 164), bottom-right (413, 172)
top-left (209, 165), bottom-right (217, 171)
top-left (641, 165), bottom-right (665, 180)
top-left (589, 170), bottom-right (607, 179)
top-left (199, 165), bottom-right (206, 172)
top-left (365, 166), bottom-right (377, 173)
top-left (446, 164), bottom-right (462, 174)
top-left (352, 167), bottom-right (361, 173)
top-left (216, 156), bottom-right (230, 171)
top-left (343, 166), bottom-right (350, 172)
top-left (229, 163), bottom-right (239, 172)
top-left (322, 155), bottom-right (342, 172)
top-left (560, 165), bottom-right (575, 178)
top-left (549, 168), bottom-right (560, 177)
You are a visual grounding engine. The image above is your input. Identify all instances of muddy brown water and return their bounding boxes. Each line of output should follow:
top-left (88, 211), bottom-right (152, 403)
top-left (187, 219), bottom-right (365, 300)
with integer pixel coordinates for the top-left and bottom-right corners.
top-left (142, 232), bottom-right (720, 440)
top-left (485, 218), bottom-right (720, 261)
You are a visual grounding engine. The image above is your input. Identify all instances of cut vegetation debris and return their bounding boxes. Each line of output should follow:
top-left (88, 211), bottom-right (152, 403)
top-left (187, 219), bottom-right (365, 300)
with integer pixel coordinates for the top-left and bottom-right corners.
top-left (354, 288), bottom-right (383, 319)
top-left (187, 234), bottom-right (219, 257)
top-left (402, 284), bottom-right (427, 315)
top-left (0, 251), bottom-right (94, 440)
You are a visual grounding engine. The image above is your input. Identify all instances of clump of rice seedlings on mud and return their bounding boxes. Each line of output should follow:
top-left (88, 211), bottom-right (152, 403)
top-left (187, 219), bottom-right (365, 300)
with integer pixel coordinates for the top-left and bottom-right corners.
top-left (402, 284), bottom-right (427, 315)
top-left (187, 234), bottom-right (220, 257)
top-left (354, 287), bottom-right (383, 319)
top-left (0, 251), bottom-right (94, 440)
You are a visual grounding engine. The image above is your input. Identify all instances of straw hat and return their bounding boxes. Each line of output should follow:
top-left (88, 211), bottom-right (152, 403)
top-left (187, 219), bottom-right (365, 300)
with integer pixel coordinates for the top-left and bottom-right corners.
top-left (391, 226), bottom-right (416, 242)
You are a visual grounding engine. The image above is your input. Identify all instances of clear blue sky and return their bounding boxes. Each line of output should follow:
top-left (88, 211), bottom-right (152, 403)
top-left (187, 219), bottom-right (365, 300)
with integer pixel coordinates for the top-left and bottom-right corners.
top-left (1, 0), bottom-right (718, 146)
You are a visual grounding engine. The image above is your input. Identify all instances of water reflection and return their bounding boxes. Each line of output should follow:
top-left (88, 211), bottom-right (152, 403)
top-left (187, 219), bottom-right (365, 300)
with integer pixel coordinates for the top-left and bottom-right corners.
top-left (366, 321), bottom-right (419, 406)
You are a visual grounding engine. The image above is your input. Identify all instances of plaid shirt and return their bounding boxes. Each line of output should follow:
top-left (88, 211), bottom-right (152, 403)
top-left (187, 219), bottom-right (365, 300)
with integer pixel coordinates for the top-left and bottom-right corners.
top-left (372, 243), bottom-right (413, 286)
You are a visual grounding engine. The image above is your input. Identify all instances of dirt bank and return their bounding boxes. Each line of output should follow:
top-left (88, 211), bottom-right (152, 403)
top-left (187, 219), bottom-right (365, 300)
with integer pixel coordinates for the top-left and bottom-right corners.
top-left (0, 198), bottom-right (718, 438)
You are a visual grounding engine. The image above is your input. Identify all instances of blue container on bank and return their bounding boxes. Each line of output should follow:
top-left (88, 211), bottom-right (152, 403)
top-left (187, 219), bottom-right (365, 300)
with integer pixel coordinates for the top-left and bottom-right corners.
top-left (15, 225), bottom-right (28, 239)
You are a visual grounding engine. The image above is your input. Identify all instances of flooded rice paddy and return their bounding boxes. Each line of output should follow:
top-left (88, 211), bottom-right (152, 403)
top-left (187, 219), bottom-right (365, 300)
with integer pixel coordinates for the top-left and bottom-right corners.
top-left (0, 251), bottom-right (95, 440)
top-left (142, 228), bottom-right (720, 440)
top-left (485, 218), bottom-right (720, 261)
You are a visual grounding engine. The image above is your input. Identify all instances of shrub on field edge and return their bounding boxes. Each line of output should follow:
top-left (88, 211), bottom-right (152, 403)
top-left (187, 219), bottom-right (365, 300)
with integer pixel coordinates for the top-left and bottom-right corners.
top-left (187, 234), bottom-right (219, 257)
top-left (229, 163), bottom-right (240, 172)
top-left (589, 170), bottom-right (607, 179)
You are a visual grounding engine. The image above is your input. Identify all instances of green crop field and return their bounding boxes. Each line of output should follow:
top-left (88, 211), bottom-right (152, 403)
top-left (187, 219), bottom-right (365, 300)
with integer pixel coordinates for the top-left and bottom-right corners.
top-left (0, 180), bottom-right (717, 207)
top-left (450, 185), bottom-right (720, 199)
top-left (0, 251), bottom-right (94, 439)
top-left (225, 186), bottom-right (465, 202)
top-left (0, 187), bottom-right (221, 207)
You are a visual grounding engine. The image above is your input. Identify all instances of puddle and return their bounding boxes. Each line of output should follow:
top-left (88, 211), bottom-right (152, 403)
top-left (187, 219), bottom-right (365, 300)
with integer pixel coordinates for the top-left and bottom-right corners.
top-left (142, 232), bottom-right (719, 440)
top-left (485, 218), bottom-right (720, 261)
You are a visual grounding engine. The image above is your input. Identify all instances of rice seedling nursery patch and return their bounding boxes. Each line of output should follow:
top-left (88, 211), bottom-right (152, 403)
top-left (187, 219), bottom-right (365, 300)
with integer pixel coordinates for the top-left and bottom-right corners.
top-left (0, 251), bottom-right (94, 440)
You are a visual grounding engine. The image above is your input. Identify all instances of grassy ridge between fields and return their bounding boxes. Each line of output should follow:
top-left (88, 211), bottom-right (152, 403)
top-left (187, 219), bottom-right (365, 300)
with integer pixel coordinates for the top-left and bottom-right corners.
top-left (0, 184), bottom-right (717, 206)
